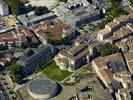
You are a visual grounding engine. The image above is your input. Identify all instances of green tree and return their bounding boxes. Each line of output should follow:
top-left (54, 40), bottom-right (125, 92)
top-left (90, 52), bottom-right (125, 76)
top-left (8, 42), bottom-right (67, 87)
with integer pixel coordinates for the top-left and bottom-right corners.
top-left (26, 49), bottom-right (34, 56)
top-left (0, 44), bottom-right (8, 51)
top-left (60, 0), bottom-right (68, 3)
top-left (27, 4), bottom-right (33, 12)
top-left (4, 0), bottom-right (22, 15)
top-left (97, 5), bottom-right (128, 29)
top-left (48, 37), bottom-right (68, 45)
top-left (99, 43), bottom-right (119, 56)
top-left (106, 7), bottom-right (128, 21)
top-left (34, 6), bottom-right (48, 16)
top-left (107, 0), bottom-right (122, 6)
top-left (129, 0), bottom-right (133, 3)
top-left (21, 42), bottom-right (37, 49)
top-left (35, 65), bottom-right (41, 73)
top-left (10, 63), bottom-right (21, 83)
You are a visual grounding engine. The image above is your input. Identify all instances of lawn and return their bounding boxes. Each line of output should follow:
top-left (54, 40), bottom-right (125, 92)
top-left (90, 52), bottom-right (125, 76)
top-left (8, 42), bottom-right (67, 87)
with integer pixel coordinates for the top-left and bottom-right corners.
top-left (41, 62), bottom-right (72, 82)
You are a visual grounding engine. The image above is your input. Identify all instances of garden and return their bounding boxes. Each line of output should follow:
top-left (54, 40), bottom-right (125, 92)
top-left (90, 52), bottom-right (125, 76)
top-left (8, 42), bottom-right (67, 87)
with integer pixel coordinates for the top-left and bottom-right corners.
top-left (41, 62), bottom-right (72, 82)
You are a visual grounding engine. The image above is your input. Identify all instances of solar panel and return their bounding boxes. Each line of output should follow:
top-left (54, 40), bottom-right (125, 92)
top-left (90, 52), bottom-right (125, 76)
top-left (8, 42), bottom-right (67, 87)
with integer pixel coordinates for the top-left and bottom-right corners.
top-left (110, 80), bottom-right (122, 91)
top-left (116, 61), bottom-right (127, 71)
top-left (107, 60), bottom-right (127, 73)
top-left (108, 61), bottom-right (118, 73)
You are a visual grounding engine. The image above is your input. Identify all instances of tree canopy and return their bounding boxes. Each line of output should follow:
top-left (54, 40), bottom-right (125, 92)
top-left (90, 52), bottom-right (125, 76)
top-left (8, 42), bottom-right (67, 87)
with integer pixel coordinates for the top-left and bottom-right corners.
top-left (4, 0), bottom-right (22, 15)
top-left (106, 6), bottom-right (128, 21)
top-left (34, 6), bottom-right (49, 16)
top-left (48, 37), bottom-right (68, 45)
top-left (107, 0), bottom-right (122, 5)
top-left (10, 63), bottom-right (21, 83)
top-left (99, 43), bottom-right (119, 56)
top-left (59, 0), bottom-right (68, 3)
top-left (129, 0), bottom-right (133, 3)
top-left (97, 2), bottom-right (128, 29)
top-left (26, 49), bottom-right (34, 56)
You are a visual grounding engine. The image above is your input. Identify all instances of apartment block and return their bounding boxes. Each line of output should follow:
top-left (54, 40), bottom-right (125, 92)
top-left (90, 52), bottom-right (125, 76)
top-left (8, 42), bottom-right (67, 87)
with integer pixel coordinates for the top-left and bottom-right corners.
top-left (97, 13), bottom-right (133, 41)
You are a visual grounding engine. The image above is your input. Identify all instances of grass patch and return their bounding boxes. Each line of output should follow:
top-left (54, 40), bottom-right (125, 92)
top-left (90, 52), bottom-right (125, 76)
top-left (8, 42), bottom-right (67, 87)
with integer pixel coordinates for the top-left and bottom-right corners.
top-left (41, 62), bottom-right (72, 82)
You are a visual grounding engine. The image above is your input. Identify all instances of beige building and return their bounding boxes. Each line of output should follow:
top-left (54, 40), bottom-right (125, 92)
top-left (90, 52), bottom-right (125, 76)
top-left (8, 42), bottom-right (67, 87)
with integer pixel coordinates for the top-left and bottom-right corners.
top-left (29, 0), bottom-right (57, 8)
top-left (92, 53), bottom-right (127, 88)
top-left (113, 15), bottom-right (130, 26)
top-left (126, 23), bottom-right (133, 32)
top-left (97, 13), bottom-right (133, 41)
top-left (109, 26), bottom-right (132, 44)
top-left (114, 71), bottom-right (133, 88)
top-left (55, 40), bottom-right (91, 72)
top-left (97, 28), bottom-right (112, 40)
top-left (116, 88), bottom-right (132, 100)
top-left (124, 51), bottom-right (133, 74)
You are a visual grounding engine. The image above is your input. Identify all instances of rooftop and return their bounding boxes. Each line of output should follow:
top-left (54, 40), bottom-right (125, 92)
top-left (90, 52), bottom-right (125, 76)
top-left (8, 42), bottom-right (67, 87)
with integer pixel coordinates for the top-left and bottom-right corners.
top-left (29, 0), bottom-right (57, 7)
top-left (95, 0), bottom-right (111, 9)
top-left (114, 15), bottom-right (129, 24)
top-left (4, 15), bottom-right (19, 27)
top-left (0, 27), bottom-right (38, 44)
top-left (59, 42), bottom-right (89, 60)
top-left (18, 12), bottom-right (56, 25)
top-left (106, 21), bottom-right (120, 30)
top-left (113, 26), bottom-right (132, 38)
top-left (94, 53), bottom-right (124, 69)
top-left (68, 42), bottom-right (87, 56)
top-left (107, 60), bottom-right (127, 73)
top-left (0, 0), bottom-right (8, 7)
top-left (17, 44), bottom-right (53, 67)
top-left (93, 53), bottom-right (128, 85)
top-left (127, 23), bottom-right (133, 32)
top-left (98, 28), bottom-right (111, 35)
top-left (99, 68), bottom-right (114, 84)
top-left (57, 1), bottom-right (97, 22)
top-left (109, 80), bottom-right (122, 91)
top-left (77, 75), bottom-right (113, 100)
top-left (128, 43), bottom-right (133, 51)
top-left (33, 19), bottom-right (75, 41)
top-left (28, 78), bottom-right (57, 95)
top-left (124, 51), bottom-right (133, 74)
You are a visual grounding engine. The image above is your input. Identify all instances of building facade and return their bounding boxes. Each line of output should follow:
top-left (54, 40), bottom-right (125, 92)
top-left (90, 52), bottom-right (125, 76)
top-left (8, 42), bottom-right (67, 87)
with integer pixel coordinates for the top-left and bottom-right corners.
top-left (17, 45), bottom-right (56, 76)
top-left (97, 13), bottom-right (133, 41)
top-left (55, 41), bottom-right (90, 72)
top-left (57, 1), bottom-right (100, 28)
top-left (0, 0), bottom-right (9, 16)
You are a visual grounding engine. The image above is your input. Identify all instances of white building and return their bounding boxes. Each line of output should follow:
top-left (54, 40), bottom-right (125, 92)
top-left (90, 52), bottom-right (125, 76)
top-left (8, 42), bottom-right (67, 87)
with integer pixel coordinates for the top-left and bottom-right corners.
top-left (29, 0), bottom-right (57, 8)
top-left (0, 0), bottom-right (9, 16)
top-left (97, 28), bottom-right (112, 41)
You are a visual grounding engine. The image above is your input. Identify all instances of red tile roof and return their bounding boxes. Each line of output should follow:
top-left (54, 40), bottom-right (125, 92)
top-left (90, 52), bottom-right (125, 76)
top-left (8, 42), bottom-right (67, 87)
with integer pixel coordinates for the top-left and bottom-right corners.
top-left (0, 27), bottom-right (38, 44)
top-left (33, 19), bottom-right (75, 41)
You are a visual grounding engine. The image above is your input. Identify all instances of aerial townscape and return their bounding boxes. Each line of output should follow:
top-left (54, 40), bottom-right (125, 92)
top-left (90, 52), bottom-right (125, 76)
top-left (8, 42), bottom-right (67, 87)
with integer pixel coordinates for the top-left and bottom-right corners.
top-left (0, 0), bottom-right (133, 100)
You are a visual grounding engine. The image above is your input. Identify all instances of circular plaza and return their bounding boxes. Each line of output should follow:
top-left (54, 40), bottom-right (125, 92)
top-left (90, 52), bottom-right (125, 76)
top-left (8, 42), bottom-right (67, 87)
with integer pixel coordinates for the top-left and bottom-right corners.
top-left (28, 78), bottom-right (57, 99)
